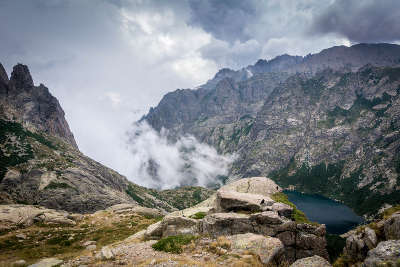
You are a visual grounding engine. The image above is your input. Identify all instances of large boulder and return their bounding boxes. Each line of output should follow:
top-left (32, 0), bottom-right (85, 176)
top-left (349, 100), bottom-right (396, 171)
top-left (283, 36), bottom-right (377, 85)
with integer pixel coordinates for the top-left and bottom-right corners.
top-left (144, 216), bottom-right (199, 240)
top-left (290, 255), bottom-right (331, 267)
top-left (216, 190), bottom-right (273, 212)
top-left (219, 177), bottom-right (281, 196)
top-left (228, 233), bottom-right (284, 266)
top-left (384, 212), bottom-right (400, 240)
top-left (344, 226), bottom-right (378, 262)
top-left (201, 213), bottom-right (253, 236)
top-left (363, 240), bottom-right (400, 267)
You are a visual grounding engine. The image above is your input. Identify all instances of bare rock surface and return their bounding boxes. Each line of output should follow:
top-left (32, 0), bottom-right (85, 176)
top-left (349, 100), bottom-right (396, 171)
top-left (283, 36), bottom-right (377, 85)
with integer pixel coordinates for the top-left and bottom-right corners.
top-left (28, 258), bottom-right (63, 267)
top-left (228, 233), bottom-right (284, 265)
top-left (363, 240), bottom-right (400, 267)
top-left (290, 255), bottom-right (332, 267)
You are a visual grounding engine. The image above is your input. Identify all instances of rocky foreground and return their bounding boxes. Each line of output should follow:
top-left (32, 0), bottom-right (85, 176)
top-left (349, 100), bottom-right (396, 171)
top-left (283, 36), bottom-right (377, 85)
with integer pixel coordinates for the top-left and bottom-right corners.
top-left (0, 177), bottom-right (326, 266)
top-left (1, 177), bottom-right (400, 266)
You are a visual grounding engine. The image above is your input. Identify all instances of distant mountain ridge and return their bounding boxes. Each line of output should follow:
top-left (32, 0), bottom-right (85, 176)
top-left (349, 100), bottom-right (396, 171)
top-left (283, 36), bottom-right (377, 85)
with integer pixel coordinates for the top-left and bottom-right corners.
top-left (142, 43), bottom-right (400, 216)
top-left (200, 43), bottom-right (400, 90)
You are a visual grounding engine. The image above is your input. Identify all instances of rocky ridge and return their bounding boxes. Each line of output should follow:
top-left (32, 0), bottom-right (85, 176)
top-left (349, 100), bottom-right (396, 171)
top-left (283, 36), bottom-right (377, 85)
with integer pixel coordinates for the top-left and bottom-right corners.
top-left (142, 43), bottom-right (400, 216)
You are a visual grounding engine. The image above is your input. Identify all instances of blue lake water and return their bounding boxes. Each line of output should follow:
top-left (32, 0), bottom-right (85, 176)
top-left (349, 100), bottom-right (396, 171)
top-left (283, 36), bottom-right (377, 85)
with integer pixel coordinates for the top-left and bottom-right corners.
top-left (284, 190), bottom-right (364, 234)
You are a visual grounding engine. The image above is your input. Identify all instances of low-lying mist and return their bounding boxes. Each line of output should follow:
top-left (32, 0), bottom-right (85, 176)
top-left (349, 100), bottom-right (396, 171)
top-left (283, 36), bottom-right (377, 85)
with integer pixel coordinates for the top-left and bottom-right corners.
top-left (126, 122), bottom-right (236, 190)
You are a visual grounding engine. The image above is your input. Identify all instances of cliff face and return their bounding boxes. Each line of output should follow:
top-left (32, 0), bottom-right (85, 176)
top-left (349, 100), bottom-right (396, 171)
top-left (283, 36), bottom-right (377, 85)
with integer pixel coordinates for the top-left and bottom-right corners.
top-left (142, 43), bottom-right (400, 216)
top-left (0, 63), bottom-right (78, 148)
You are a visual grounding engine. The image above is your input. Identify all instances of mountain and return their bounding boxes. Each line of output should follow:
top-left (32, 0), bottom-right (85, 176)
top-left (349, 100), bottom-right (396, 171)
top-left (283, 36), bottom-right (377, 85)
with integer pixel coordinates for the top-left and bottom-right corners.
top-left (142, 43), bottom-right (400, 216)
top-left (0, 63), bottom-right (213, 213)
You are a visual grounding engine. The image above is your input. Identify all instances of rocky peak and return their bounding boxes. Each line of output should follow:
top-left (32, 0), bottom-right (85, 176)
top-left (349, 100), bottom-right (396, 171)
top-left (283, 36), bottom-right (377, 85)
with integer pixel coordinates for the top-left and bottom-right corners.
top-left (10, 63), bottom-right (34, 89)
top-left (0, 63), bottom-right (8, 84)
top-left (0, 62), bottom-right (78, 148)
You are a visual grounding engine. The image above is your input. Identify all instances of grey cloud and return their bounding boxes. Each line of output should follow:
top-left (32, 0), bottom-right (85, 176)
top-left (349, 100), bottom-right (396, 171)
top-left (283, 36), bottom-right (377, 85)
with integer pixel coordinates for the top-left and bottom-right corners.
top-left (311, 0), bottom-right (400, 43)
top-left (187, 0), bottom-right (259, 43)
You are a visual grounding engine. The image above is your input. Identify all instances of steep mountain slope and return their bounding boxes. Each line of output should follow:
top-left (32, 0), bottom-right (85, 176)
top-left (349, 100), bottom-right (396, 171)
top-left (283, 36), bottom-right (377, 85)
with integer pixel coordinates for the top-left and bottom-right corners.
top-left (0, 63), bottom-right (213, 213)
top-left (142, 43), bottom-right (400, 216)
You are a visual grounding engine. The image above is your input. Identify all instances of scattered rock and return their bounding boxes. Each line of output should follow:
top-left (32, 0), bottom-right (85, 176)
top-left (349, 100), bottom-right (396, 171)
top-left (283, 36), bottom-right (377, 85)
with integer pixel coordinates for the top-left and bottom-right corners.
top-left (83, 240), bottom-right (96, 246)
top-left (363, 240), bottom-right (400, 267)
top-left (100, 246), bottom-right (114, 260)
top-left (16, 233), bottom-right (27, 239)
top-left (290, 255), bottom-right (332, 266)
top-left (13, 260), bottom-right (27, 266)
top-left (28, 257), bottom-right (63, 267)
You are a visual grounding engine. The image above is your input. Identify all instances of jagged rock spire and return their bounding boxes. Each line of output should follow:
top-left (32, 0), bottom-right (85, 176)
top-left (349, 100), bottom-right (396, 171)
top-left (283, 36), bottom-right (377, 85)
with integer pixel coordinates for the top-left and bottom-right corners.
top-left (0, 63), bottom-right (8, 84)
top-left (10, 63), bottom-right (34, 89)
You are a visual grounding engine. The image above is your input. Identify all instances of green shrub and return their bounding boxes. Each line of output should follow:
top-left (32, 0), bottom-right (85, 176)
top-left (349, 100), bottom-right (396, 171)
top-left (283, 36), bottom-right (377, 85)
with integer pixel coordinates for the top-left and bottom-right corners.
top-left (271, 192), bottom-right (315, 224)
top-left (326, 234), bottom-right (346, 263)
top-left (190, 212), bottom-right (207, 220)
top-left (152, 235), bottom-right (196, 253)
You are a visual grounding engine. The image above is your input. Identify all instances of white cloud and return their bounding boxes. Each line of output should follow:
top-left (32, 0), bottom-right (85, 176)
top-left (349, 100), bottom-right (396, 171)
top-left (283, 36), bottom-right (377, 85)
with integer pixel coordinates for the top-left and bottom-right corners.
top-left (126, 122), bottom-right (236, 189)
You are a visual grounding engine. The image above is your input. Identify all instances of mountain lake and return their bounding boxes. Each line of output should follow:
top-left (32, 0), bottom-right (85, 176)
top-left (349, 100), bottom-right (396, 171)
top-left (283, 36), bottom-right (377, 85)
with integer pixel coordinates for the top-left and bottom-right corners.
top-left (284, 190), bottom-right (364, 234)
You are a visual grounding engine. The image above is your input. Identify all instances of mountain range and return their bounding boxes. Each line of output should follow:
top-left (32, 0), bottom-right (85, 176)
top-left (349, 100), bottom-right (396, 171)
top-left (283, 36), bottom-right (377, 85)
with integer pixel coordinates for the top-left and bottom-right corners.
top-left (142, 43), bottom-right (400, 216)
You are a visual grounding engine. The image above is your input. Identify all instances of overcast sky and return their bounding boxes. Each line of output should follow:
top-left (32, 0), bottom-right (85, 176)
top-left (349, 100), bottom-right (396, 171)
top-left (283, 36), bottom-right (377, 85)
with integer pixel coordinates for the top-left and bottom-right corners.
top-left (1, 0), bottom-right (399, 186)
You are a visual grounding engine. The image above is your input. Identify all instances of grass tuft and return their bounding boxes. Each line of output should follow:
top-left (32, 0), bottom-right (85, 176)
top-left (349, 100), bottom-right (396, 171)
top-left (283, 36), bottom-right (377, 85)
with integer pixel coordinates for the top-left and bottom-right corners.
top-left (271, 192), bottom-right (317, 224)
top-left (190, 212), bottom-right (207, 220)
top-left (152, 235), bottom-right (197, 253)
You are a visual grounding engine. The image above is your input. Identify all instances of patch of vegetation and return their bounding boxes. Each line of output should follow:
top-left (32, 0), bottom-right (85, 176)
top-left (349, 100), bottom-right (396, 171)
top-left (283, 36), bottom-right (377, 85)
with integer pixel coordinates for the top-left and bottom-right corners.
top-left (319, 93), bottom-right (393, 129)
top-left (152, 235), bottom-right (197, 253)
top-left (301, 77), bottom-right (326, 104)
top-left (326, 234), bottom-right (346, 263)
top-left (271, 192), bottom-right (315, 224)
top-left (190, 212), bottom-right (207, 220)
top-left (125, 184), bottom-right (145, 205)
top-left (381, 205), bottom-right (400, 219)
top-left (44, 181), bottom-right (77, 192)
top-left (0, 119), bottom-right (58, 181)
top-left (228, 121), bottom-right (254, 146)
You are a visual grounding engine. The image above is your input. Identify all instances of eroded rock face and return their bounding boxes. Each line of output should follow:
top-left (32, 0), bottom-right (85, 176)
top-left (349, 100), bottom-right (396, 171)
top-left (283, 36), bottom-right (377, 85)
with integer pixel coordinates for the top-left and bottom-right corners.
top-left (290, 255), bottom-right (332, 267)
top-left (363, 240), bottom-right (400, 267)
top-left (344, 226), bottom-right (379, 262)
top-left (106, 204), bottom-right (164, 218)
top-left (228, 233), bottom-right (284, 266)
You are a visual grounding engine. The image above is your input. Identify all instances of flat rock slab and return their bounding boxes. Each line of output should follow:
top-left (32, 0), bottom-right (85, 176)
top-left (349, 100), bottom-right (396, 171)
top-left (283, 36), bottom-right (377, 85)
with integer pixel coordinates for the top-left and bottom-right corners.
top-left (216, 190), bottom-right (273, 212)
top-left (219, 177), bottom-right (281, 196)
top-left (290, 255), bottom-right (332, 267)
top-left (28, 257), bottom-right (63, 267)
